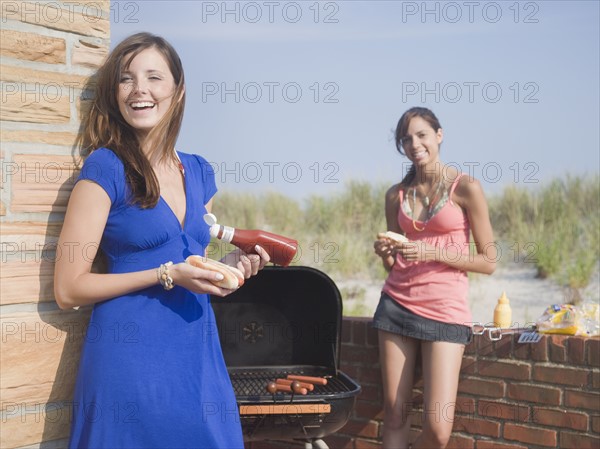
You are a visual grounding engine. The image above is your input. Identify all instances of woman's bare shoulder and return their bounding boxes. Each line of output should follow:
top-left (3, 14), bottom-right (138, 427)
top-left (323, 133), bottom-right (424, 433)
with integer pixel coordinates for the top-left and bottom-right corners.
top-left (386, 182), bottom-right (403, 198)
top-left (453, 174), bottom-right (486, 209)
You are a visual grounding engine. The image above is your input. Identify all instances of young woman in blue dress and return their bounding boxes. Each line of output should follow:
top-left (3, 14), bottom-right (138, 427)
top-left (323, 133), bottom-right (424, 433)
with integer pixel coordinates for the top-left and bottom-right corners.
top-left (54, 32), bottom-right (268, 448)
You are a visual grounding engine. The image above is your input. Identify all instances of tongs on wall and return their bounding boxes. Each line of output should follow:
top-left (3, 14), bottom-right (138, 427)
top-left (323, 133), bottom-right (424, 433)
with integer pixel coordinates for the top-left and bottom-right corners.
top-left (472, 323), bottom-right (538, 341)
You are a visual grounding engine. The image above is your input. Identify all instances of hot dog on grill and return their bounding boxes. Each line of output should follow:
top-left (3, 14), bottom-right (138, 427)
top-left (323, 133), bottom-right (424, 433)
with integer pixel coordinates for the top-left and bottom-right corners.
top-left (266, 382), bottom-right (292, 393)
top-left (185, 255), bottom-right (244, 289)
top-left (275, 378), bottom-right (315, 391)
top-left (287, 375), bottom-right (328, 386)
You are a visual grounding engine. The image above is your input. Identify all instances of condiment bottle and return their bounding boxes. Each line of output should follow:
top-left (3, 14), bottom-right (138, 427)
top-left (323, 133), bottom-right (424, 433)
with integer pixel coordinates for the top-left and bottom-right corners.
top-left (493, 291), bottom-right (512, 328)
top-left (204, 214), bottom-right (298, 267)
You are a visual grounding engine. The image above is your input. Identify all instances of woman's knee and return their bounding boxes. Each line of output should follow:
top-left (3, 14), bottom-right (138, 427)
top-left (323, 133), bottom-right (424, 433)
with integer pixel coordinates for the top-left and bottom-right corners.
top-left (383, 400), bottom-right (413, 429)
top-left (421, 421), bottom-right (452, 448)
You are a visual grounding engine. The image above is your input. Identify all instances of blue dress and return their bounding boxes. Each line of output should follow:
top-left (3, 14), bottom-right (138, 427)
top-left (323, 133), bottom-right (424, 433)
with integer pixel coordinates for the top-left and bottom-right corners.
top-left (68, 148), bottom-right (244, 449)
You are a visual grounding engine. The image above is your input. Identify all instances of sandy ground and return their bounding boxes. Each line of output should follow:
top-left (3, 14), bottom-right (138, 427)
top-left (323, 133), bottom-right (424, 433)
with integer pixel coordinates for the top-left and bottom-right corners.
top-left (338, 262), bottom-right (600, 327)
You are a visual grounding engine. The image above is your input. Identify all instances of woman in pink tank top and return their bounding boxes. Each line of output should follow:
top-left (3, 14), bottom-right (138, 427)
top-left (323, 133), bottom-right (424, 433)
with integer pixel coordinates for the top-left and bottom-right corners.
top-left (372, 107), bottom-right (496, 448)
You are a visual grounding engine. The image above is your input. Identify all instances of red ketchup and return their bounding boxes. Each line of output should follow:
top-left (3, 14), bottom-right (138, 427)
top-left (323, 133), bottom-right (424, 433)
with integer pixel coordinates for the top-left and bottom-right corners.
top-left (204, 214), bottom-right (298, 267)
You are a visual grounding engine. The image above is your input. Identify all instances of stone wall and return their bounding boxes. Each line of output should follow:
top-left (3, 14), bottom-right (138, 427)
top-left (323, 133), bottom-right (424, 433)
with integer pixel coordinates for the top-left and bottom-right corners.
top-left (0, 2), bottom-right (109, 447)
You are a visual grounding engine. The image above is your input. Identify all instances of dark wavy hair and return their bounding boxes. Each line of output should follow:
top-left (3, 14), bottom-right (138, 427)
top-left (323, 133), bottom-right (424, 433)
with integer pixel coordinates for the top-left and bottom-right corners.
top-left (80, 32), bottom-right (186, 208)
top-left (394, 107), bottom-right (442, 185)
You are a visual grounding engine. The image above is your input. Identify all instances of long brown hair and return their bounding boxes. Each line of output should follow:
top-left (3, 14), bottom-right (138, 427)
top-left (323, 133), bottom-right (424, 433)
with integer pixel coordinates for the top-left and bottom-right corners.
top-left (394, 107), bottom-right (442, 185)
top-left (81, 32), bottom-right (186, 207)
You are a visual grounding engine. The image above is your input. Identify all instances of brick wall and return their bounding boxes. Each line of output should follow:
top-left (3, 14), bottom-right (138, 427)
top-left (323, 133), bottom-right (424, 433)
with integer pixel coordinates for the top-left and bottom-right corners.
top-left (0, 2), bottom-right (109, 448)
top-left (340, 318), bottom-right (600, 448)
top-left (249, 317), bottom-right (600, 449)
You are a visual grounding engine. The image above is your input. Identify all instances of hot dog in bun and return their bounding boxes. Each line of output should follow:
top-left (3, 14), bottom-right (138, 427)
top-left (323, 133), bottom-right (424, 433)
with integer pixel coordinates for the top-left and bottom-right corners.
top-left (378, 231), bottom-right (409, 243)
top-left (185, 255), bottom-right (245, 289)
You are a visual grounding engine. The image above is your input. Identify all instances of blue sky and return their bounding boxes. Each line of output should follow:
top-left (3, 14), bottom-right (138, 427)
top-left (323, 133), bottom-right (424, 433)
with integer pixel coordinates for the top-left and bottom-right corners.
top-left (112, 1), bottom-right (600, 200)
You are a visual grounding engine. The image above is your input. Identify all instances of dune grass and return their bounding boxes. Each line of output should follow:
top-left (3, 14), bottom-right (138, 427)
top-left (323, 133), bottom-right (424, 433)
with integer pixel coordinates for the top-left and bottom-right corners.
top-left (211, 175), bottom-right (599, 308)
top-left (211, 181), bottom-right (389, 280)
top-left (489, 175), bottom-right (599, 294)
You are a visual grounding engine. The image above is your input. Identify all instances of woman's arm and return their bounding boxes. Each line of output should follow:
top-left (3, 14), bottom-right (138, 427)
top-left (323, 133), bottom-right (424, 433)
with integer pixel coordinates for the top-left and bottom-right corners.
top-left (54, 181), bottom-right (228, 309)
top-left (460, 177), bottom-right (497, 274)
top-left (373, 183), bottom-right (403, 272)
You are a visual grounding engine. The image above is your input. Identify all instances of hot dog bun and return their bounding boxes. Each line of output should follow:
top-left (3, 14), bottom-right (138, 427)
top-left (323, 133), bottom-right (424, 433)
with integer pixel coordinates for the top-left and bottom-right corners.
top-left (378, 231), bottom-right (409, 243)
top-left (185, 255), bottom-right (244, 289)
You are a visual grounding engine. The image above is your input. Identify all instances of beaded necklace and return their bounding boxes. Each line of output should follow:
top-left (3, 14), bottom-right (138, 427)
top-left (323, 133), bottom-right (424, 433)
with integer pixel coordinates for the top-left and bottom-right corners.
top-left (405, 180), bottom-right (447, 231)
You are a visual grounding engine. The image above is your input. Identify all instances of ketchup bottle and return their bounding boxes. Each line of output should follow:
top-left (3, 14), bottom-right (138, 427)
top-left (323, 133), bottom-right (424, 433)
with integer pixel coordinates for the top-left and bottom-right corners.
top-left (204, 214), bottom-right (298, 267)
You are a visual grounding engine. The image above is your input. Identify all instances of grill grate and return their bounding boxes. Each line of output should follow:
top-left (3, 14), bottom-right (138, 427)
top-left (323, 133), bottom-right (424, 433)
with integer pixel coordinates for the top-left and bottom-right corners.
top-left (229, 369), bottom-right (350, 397)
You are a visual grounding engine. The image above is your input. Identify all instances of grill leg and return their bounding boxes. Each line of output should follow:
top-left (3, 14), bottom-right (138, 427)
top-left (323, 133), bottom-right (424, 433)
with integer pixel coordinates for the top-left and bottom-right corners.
top-left (304, 439), bottom-right (329, 449)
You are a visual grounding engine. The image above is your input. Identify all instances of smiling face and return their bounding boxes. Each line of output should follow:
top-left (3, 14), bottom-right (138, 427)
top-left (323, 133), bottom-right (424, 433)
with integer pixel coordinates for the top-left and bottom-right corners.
top-left (400, 116), bottom-right (444, 167)
top-left (117, 47), bottom-right (176, 137)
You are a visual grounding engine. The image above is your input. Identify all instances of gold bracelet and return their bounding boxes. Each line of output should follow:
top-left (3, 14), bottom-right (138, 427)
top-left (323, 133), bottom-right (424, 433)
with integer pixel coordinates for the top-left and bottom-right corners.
top-left (157, 261), bottom-right (174, 291)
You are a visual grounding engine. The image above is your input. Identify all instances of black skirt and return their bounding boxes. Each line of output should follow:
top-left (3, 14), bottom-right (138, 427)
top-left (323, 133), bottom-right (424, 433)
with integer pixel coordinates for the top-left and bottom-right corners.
top-left (371, 292), bottom-right (472, 345)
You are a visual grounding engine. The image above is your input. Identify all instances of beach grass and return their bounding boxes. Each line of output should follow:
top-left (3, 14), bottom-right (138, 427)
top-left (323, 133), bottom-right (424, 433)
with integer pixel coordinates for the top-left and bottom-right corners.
top-left (212, 175), bottom-right (599, 300)
top-left (489, 174), bottom-right (599, 296)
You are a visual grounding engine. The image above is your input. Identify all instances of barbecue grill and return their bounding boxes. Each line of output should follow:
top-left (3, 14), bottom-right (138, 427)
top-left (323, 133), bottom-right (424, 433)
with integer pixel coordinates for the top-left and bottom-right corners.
top-left (212, 266), bottom-right (361, 447)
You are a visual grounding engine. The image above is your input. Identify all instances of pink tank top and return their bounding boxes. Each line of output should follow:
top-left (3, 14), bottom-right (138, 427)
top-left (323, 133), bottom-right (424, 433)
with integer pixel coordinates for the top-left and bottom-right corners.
top-left (382, 174), bottom-right (472, 325)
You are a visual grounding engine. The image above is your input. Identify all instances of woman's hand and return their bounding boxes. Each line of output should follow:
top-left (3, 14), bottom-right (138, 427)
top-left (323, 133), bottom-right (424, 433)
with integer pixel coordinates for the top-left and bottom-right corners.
top-left (376, 237), bottom-right (438, 263)
top-left (169, 246), bottom-right (270, 297)
top-left (374, 237), bottom-right (395, 259)
top-left (220, 245), bottom-right (271, 279)
top-left (374, 236), bottom-right (398, 272)
top-left (169, 262), bottom-right (238, 297)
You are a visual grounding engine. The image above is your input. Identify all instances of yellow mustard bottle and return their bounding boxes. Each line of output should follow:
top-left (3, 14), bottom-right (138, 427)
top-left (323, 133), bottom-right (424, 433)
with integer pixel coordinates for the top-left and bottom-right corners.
top-left (493, 291), bottom-right (512, 328)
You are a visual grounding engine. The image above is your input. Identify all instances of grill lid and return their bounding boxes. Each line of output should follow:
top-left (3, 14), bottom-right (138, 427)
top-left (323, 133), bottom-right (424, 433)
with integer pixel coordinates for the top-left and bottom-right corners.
top-left (212, 266), bottom-right (343, 371)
